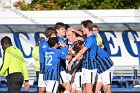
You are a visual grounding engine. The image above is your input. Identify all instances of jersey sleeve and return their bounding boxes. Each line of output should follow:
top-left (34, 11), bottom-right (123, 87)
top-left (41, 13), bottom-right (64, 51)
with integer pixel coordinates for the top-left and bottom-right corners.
top-left (60, 47), bottom-right (69, 55)
top-left (84, 37), bottom-right (92, 49)
top-left (0, 49), bottom-right (10, 76)
top-left (22, 59), bottom-right (29, 81)
top-left (58, 47), bottom-right (68, 59)
top-left (39, 40), bottom-right (48, 74)
top-left (40, 40), bottom-right (49, 52)
top-left (18, 50), bottom-right (29, 81)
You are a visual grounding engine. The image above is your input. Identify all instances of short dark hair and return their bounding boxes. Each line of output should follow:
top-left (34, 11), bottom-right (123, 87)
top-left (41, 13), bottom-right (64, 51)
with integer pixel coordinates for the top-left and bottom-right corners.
top-left (45, 27), bottom-right (56, 37)
top-left (81, 20), bottom-right (94, 31)
top-left (93, 24), bottom-right (99, 31)
top-left (73, 40), bottom-right (84, 54)
top-left (1, 36), bottom-right (12, 45)
top-left (65, 24), bottom-right (70, 30)
top-left (48, 37), bottom-right (58, 47)
top-left (54, 22), bottom-right (65, 30)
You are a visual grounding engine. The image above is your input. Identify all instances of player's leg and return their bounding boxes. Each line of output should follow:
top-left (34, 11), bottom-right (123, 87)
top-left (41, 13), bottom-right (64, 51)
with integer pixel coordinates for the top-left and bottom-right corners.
top-left (60, 71), bottom-right (72, 93)
top-left (101, 66), bottom-right (114, 93)
top-left (93, 73), bottom-right (103, 93)
top-left (45, 80), bottom-right (59, 93)
top-left (83, 69), bottom-right (97, 93)
top-left (38, 74), bottom-right (46, 93)
top-left (74, 72), bottom-right (82, 93)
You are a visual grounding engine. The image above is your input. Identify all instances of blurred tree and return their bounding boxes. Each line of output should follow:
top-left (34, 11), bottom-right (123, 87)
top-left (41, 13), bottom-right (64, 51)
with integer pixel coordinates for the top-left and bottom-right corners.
top-left (20, 0), bottom-right (140, 10)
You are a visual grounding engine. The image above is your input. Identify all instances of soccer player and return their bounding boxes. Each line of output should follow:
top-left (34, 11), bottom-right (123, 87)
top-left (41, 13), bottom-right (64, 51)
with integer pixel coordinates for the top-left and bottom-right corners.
top-left (0, 36), bottom-right (29, 93)
top-left (32, 37), bottom-right (45, 92)
top-left (54, 22), bottom-right (72, 93)
top-left (39, 27), bottom-right (56, 93)
top-left (68, 20), bottom-right (97, 93)
top-left (66, 28), bottom-right (84, 93)
top-left (93, 24), bottom-right (107, 51)
top-left (43, 37), bottom-right (70, 93)
top-left (93, 25), bottom-right (114, 93)
top-left (54, 22), bottom-right (68, 45)
top-left (94, 46), bottom-right (114, 93)
top-left (71, 40), bottom-right (84, 93)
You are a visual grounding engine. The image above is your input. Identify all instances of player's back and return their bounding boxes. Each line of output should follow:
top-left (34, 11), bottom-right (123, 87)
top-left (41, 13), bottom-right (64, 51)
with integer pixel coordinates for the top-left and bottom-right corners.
top-left (44, 48), bottom-right (67, 80)
top-left (97, 46), bottom-right (114, 73)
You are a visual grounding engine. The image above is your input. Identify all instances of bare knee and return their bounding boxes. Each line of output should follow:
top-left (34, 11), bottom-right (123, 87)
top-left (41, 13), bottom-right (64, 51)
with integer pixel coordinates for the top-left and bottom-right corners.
top-left (103, 85), bottom-right (111, 93)
top-left (39, 87), bottom-right (46, 93)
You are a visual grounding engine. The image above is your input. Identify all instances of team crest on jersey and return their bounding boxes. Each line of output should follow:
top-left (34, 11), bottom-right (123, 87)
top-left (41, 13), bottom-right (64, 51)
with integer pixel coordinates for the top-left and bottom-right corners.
top-left (62, 51), bottom-right (65, 54)
top-left (42, 45), bottom-right (46, 48)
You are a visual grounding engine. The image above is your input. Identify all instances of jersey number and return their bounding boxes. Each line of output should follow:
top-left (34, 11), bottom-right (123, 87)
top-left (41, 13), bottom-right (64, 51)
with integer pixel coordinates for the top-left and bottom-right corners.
top-left (45, 55), bottom-right (52, 66)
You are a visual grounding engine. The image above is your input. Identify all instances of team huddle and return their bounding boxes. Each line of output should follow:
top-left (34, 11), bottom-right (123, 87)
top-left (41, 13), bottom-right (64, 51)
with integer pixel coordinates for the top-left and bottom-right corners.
top-left (35, 20), bottom-right (114, 93)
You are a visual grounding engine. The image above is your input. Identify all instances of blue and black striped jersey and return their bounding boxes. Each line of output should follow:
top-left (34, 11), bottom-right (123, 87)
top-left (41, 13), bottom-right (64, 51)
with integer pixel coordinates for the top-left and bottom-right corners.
top-left (39, 40), bottom-right (49, 74)
top-left (57, 36), bottom-right (68, 45)
top-left (57, 36), bottom-right (68, 71)
top-left (96, 46), bottom-right (114, 74)
top-left (83, 34), bottom-right (97, 70)
top-left (43, 47), bottom-right (68, 81)
top-left (71, 42), bottom-right (82, 72)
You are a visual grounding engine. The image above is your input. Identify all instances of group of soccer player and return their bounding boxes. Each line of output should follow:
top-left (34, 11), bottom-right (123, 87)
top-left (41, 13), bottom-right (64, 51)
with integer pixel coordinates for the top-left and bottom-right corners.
top-left (37, 20), bottom-right (114, 93)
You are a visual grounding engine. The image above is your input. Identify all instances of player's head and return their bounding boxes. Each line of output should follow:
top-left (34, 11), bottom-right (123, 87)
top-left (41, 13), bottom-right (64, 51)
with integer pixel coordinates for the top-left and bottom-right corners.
top-left (73, 40), bottom-right (84, 54)
top-left (66, 29), bottom-right (76, 42)
top-left (54, 22), bottom-right (66, 37)
top-left (48, 37), bottom-right (58, 48)
top-left (65, 24), bottom-right (70, 31)
top-left (45, 27), bottom-right (57, 38)
top-left (81, 20), bottom-right (94, 35)
top-left (93, 24), bottom-right (99, 35)
top-left (1, 36), bottom-right (12, 50)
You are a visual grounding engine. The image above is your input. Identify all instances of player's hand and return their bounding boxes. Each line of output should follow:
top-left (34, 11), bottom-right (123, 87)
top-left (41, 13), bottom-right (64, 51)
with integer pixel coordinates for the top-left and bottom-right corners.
top-left (72, 71), bottom-right (76, 76)
top-left (68, 45), bottom-right (73, 53)
top-left (35, 56), bottom-right (39, 61)
top-left (24, 82), bottom-right (30, 91)
top-left (68, 61), bottom-right (73, 71)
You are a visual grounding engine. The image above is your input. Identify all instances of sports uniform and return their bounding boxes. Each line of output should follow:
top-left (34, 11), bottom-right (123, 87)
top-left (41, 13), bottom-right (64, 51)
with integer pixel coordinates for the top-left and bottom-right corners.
top-left (44, 47), bottom-right (68, 93)
top-left (70, 42), bottom-right (83, 90)
top-left (38, 39), bottom-right (49, 87)
top-left (96, 46), bottom-right (114, 84)
top-left (82, 34), bottom-right (97, 84)
top-left (57, 36), bottom-right (72, 83)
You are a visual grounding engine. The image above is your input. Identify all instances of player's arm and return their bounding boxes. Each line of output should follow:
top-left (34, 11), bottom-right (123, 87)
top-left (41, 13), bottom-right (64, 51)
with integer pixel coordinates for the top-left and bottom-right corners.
top-left (68, 27), bottom-right (83, 36)
top-left (66, 52), bottom-right (72, 60)
top-left (21, 52), bottom-right (30, 91)
top-left (22, 59), bottom-right (29, 81)
top-left (58, 46), bottom-right (69, 59)
top-left (0, 50), bottom-right (10, 76)
top-left (68, 47), bottom-right (88, 70)
top-left (73, 37), bottom-right (84, 42)
top-left (39, 41), bottom-right (48, 74)
top-left (66, 45), bottom-right (73, 60)
top-left (32, 47), bottom-right (39, 61)
top-left (22, 60), bottom-right (30, 91)
top-left (69, 57), bottom-right (83, 74)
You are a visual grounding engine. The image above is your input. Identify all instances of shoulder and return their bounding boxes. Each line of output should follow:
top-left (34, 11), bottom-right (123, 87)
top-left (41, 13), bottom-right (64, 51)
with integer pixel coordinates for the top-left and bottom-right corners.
top-left (40, 40), bottom-right (48, 45)
top-left (39, 40), bottom-right (49, 49)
